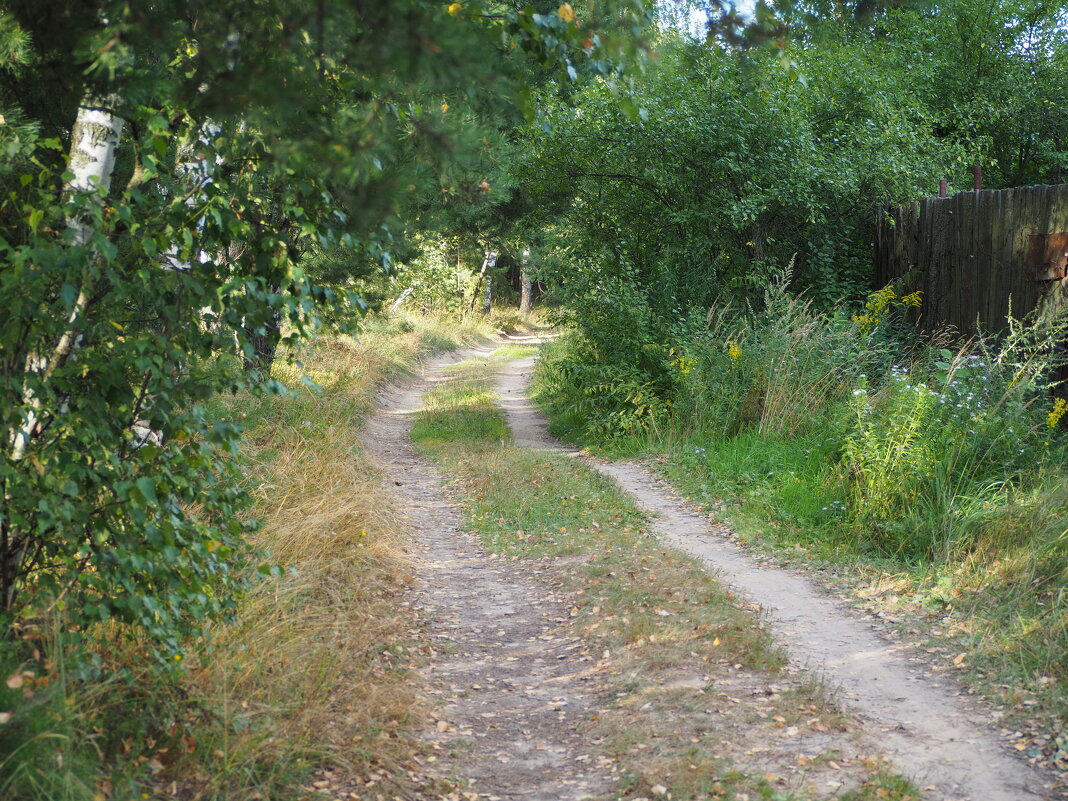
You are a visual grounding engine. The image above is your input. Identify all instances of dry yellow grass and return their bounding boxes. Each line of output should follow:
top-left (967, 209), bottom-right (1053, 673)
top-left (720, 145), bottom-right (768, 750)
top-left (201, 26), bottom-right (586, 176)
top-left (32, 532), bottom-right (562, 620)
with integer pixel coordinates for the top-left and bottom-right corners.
top-left (203, 441), bottom-right (418, 765)
top-left (169, 313), bottom-right (503, 799)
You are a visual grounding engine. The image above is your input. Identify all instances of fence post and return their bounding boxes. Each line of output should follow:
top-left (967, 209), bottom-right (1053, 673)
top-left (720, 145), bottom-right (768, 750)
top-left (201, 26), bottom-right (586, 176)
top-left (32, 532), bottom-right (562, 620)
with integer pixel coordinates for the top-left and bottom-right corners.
top-left (939, 179), bottom-right (947, 198)
top-left (972, 165), bottom-right (982, 191)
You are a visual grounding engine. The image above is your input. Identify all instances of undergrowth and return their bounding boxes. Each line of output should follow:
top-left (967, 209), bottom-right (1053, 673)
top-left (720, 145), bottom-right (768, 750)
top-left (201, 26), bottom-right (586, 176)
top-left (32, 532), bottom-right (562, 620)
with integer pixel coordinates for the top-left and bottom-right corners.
top-left (0, 310), bottom-right (505, 801)
top-left (534, 273), bottom-right (1068, 774)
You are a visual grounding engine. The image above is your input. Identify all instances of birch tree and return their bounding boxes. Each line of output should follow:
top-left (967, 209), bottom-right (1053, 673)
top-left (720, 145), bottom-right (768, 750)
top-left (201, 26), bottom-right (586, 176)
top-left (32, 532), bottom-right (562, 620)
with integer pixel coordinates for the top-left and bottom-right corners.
top-left (0, 0), bottom-right (652, 663)
top-left (520, 246), bottom-right (533, 314)
top-left (10, 95), bottom-right (123, 464)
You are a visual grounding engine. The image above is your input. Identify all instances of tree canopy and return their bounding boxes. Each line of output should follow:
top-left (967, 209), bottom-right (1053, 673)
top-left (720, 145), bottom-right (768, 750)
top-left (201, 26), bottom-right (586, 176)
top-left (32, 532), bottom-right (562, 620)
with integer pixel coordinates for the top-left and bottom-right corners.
top-left (506, 0), bottom-right (1068, 433)
top-left (0, 0), bottom-right (648, 662)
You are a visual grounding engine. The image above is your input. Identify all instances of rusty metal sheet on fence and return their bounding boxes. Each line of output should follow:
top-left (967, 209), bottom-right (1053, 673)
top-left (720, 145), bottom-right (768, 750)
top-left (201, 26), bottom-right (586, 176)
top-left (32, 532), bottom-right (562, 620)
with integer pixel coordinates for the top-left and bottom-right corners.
top-left (1025, 232), bottom-right (1068, 282)
top-left (875, 183), bottom-right (1068, 334)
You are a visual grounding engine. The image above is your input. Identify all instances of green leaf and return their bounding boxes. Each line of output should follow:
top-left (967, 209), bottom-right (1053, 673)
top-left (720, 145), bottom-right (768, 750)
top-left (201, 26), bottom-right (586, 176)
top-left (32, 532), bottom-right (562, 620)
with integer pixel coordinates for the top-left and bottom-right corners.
top-left (135, 477), bottom-right (158, 504)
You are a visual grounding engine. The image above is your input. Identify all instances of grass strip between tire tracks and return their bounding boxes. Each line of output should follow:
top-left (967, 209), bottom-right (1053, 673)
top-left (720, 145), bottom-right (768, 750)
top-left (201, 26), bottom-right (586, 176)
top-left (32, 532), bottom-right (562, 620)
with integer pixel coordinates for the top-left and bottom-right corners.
top-left (411, 350), bottom-right (920, 801)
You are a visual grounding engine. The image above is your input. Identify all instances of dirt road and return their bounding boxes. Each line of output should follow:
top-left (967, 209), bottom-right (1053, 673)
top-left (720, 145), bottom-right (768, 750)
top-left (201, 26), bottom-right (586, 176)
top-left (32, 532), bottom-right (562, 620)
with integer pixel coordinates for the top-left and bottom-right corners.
top-left (362, 344), bottom-right (1060, 800)
top-left (363, 347), bottom-right (620, 801)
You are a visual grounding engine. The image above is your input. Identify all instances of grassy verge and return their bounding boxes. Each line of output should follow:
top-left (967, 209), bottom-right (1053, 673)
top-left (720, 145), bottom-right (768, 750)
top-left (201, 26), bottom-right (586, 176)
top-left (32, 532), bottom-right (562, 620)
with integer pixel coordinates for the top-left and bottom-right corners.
top-left (172, 312), bottom-right (504, 799)
top-left (0, 311), bottom-right (509, 801)
top-left (411, 351), bottom-right (920, 801)
top-left (652, 432), bottom-right (1068, 777)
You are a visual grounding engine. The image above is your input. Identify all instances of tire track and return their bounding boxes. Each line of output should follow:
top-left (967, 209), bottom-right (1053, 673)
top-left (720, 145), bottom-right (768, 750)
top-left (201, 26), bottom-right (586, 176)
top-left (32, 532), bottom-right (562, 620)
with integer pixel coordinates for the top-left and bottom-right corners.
top-left (362, 348), bottom-right (619, 801)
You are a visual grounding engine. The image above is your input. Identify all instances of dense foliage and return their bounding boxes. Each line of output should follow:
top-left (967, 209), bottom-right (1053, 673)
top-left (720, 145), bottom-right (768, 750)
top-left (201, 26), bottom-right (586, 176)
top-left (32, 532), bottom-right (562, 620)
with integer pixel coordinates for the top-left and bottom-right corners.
top-left (0, 1), bottom-right (650, 796)
top-left (0, 0), bottom-right (647, 663)
top-left (523, 1), bottom-right (1068, 433)
top-left (527, 6), bottom-right (1068, 752)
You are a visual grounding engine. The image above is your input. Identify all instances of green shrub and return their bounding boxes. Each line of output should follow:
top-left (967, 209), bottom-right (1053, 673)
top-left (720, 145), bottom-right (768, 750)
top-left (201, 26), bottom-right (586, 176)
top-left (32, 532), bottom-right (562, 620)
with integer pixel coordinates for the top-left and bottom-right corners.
top-left (540, 271), bottom-right (1068, 565)
top-left (533, 272), bottom-right (681, 441)
top-left (842, 323), bottom-right (1068, 559)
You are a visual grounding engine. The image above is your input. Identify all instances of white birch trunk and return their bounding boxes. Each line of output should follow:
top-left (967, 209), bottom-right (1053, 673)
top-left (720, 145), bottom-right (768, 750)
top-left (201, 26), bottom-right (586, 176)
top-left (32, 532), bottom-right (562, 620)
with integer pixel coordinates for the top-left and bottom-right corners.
top-left (66, 98), bottom-right (124, 239)
top-left (390, 287), bottom-right (414, 313)
top-left (468, 250), bottom-right (496, 315)
top-left (132, 123), bottom-right (220, 449)
top-left (11, 97), bottom-right (123, 461)
top-left (519, 247), bottom-right (532, 315)
top-left (162, 121), bottom-right (219, 272)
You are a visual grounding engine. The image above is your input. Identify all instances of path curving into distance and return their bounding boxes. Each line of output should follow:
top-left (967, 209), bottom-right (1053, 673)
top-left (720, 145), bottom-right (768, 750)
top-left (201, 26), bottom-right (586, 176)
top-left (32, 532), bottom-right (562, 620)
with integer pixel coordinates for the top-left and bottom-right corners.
top-left (496, 352), bottom-right (1061, 801)
top-left (362, 345), bottom-right (620, 801)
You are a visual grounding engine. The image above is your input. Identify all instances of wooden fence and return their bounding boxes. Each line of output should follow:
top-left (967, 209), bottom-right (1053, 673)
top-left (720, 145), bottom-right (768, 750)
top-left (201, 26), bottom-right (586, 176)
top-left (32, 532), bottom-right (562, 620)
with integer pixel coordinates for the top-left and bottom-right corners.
top-left (875, 183), bottom-right (1068, 335)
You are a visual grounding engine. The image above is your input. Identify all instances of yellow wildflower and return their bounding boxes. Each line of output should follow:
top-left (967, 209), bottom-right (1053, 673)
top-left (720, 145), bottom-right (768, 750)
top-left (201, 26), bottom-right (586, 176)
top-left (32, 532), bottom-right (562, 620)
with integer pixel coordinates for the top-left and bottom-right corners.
top-left (900, 290), bottom-right (923, 308)
top-left (852, 285), bottom-right (921, 335)
top-left (669, 348), bottom-right (695, 376)
top-left (852, 286), bottom-right (895, 330)
top-left (448, 3), bottom-right (462, 16)
top-left (727, 340), bottom-right (742, 367)
top-left (558, 3), bottom-right (577, 23)
top-left (1048, 397), bottom-right (1067, 430)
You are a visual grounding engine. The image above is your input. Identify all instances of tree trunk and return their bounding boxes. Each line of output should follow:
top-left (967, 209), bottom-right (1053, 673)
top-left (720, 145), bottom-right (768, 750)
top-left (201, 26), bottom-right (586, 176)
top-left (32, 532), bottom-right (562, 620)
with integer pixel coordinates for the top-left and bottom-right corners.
top-left (240, 204), bottom-right (293, 378)
top-left (5, 95), bottom-right (124, 612)
top-left (468, 250), bottom-right (497, 315)
top-left (483, 275), bottom-right (492, 315)
top-left (243, 279), bottom-right (284, 378)
top-left (243, 314), bottom-right (283, 378)
top-left (519, 247), bottom-right (532, 314)
top-left (390, 287), bottom-right (414, 313)
top-left (11, 96), bottom-right (123, 462)
top-left (66, 97), bottom-right (125, 241)
top-left (162, 121), bottom-right (218, 272)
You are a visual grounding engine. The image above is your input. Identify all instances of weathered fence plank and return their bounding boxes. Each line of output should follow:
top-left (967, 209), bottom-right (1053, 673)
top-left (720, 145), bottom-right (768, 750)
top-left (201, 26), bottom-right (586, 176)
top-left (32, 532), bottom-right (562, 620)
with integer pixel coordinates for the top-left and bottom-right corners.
top-left (875, 183), bottom-right (1068, 335)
